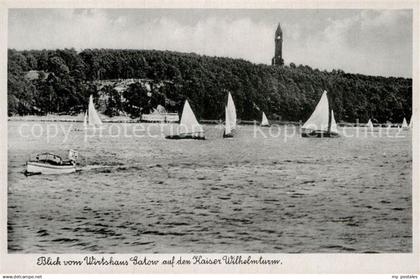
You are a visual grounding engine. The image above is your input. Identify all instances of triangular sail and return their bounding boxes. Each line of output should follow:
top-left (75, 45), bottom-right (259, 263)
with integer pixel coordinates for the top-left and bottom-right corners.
top-left (261, 112), bottom-right (269, 126)
top-left (227, 93), bottom-right (237, 130)
top-left (330, 110), bottom-right (338, 133)
top-left (302, 90), bottom-right (329, 131)
top-left (409, 117), bottom-right (413, 128)
top-left (367, 119), bottom-right (373, 129)
top-left (225, 106), bottom-right (232, 135)
top-left (180, 100), bottom-right (203, 134)
top-left (83, 112), bottom-right (87, 127)
top-left (88, 95), bottom-right (103, 126)
top-left (402, 117), bottom-right (408, 128)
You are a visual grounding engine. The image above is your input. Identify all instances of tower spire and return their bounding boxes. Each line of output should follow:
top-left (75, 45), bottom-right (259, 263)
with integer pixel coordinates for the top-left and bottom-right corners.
top-left (276, 23), bottom-right (282, 35)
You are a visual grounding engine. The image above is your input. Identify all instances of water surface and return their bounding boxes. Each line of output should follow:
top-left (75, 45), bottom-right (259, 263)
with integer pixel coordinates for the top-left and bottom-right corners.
top-left (8, 122), bottom-right (412, 253)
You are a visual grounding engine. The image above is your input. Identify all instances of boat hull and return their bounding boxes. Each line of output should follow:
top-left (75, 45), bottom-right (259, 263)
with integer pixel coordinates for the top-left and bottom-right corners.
top-left (301, 130), bottom-right (340, 138)
top-left (26, 161), bottom-right (76, 175)
top-left (223, 128), bottom-right (237, 138)
top-left (166, 132), bottom-right (205, 140)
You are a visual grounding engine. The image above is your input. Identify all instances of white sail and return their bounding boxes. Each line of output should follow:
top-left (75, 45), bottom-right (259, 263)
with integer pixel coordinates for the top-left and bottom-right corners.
top-left (409, 117), bottom-right (413, 128)
top-left (225, 106), bottom-right (232, 135)
top-left (302, 90), bottom-right (329, 131)
top-left (83, 112), bottom-right (87, 127)
top-left (330, 110), bottom-right (338, 133)
top-left (179, 100), bottom-right (203, 134)
top-left (261, 112), bottom-right (269, 126)
top-left (227, 93), bottom-right (237, 130)
top-left (88, 95), bottom-right (103, 127)
top-left (402, 117), bottom-right (408, 128)
top-left (367, 119), bottom-right (373, 129)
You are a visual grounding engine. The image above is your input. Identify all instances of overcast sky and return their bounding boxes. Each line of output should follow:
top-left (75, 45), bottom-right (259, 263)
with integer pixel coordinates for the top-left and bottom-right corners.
top-left (8, 9), bottom-right (412, 78)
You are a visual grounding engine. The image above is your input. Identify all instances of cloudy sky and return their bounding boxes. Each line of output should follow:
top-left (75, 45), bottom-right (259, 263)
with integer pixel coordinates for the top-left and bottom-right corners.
top-left (8, 9), bottom-right (412, 78)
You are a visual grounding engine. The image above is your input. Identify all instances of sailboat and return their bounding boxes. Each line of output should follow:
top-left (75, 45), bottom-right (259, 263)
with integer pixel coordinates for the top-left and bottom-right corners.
top-left (85, 95), bottom-right (103, 128)
top-left (330, 110), bottom-right (338, 134)
top-left (83, 112), bottom-right (87, 128)
top-left (409, 117), bottom-right (413, 128)
top-left (223, 92), bottom-right (237, 138)
top-left (224, 106), bottom-right (233, 138)
top-left (261, 112), bottom-right (270, 127)
top-left (301, 90), bottom-right (339, 138)
top-left (401, 117), bottom-right (409, 130)
top-left (166, 100), bottom-right (205, 140)
top-left (367, 119), bottom-right (374, 130)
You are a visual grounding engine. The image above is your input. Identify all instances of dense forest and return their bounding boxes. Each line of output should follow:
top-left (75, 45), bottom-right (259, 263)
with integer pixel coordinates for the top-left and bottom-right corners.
top-left (8, 48), bottom-right (412, 123)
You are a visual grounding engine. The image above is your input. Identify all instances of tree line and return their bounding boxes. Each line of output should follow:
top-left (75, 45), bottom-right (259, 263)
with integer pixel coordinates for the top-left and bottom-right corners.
top-left (8, 48), bottom-right (412, 123)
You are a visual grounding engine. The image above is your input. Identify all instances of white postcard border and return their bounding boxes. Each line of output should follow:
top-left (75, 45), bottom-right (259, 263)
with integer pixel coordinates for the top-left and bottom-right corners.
top-left (0, 0), bottom-right (419, 274)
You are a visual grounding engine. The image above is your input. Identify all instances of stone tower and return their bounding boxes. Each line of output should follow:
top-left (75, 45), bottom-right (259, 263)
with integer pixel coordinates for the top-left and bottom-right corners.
top-left (271, 23), bottom-right (284, 66)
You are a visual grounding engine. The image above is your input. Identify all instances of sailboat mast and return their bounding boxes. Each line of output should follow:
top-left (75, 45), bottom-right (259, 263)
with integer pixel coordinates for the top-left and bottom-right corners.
top-left (328, 111), bottom-right (332, 132)
top-left (327, 91), bottom-right (332, 132)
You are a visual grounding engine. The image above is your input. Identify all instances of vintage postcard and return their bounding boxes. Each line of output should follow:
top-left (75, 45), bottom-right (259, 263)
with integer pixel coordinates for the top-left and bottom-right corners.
top-left (0, 0), bottom-right (419, 275)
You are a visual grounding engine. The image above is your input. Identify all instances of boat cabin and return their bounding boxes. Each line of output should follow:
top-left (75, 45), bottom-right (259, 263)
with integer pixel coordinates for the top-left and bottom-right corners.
top-left (35, 153), bottom-right (64, 165)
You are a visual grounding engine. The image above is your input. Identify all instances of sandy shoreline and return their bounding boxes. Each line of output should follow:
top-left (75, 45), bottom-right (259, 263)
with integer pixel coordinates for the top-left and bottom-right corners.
top-left (8, 115), bottom-right (404, 127)
top-left (8, 114), bottom-right (138, 123)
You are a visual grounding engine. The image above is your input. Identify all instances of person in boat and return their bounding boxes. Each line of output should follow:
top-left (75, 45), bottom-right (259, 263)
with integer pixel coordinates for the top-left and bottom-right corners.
top-left (35, 153), bottom-right (62, 165)
top-left (35, 151), bottom-right (77, 166)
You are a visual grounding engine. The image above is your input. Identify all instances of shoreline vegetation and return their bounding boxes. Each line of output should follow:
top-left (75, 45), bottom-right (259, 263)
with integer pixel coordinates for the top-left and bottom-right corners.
top-left (8, 48), bottom-right (412, 124)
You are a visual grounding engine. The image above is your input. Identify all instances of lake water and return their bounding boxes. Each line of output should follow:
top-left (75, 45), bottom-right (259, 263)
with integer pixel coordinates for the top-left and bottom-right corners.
top-left (7, 121), bottom-right (412, 253)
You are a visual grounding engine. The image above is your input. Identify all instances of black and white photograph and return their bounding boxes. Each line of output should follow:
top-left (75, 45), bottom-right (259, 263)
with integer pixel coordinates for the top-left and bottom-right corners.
top-left (1, 0), bottom-right (419, 275)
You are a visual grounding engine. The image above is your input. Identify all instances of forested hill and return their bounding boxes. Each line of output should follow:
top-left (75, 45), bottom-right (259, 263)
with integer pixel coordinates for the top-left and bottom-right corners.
top-left (8, 48), bottom-right (412, 123)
